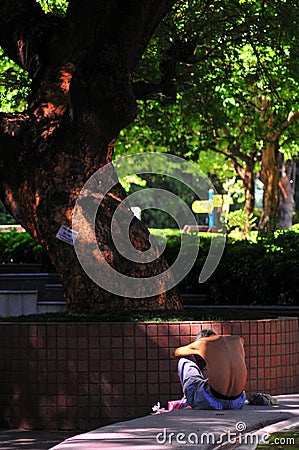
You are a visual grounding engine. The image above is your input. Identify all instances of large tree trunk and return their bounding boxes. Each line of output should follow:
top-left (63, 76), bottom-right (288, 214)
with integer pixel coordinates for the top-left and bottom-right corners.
top-left (0, 0), bottom-right (182, 312)
top-left (259, 139), bottom-right (280, 233)
top-left (242, 165), bottom-right (255, 238)
top-left (241, 166), bottom-right (255, 217)
top-left (258, 106), bottom-right (299, 234)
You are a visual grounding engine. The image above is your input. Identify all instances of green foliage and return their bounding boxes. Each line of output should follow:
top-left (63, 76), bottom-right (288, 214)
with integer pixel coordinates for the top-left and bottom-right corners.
top-left (0, 1), bottom-right (68, 113)
top-left (115, 0), bottom-right (299, 226)
top-left (36, 0), bottom-right (68, 16)
top-left (1, 228), bottom-right (298, 306)
top-left (0, 201), bottom-right (16, 224)
top-left (291, 222), bottom-right (299, 231)
top-left (120, 174), bottom-right (147, 193)
top-left (0, 1), bottom-right (299, 300)
top-left (151, 228), bottom-right (299, 305)
top-left (226, 210), bottom-right (257, 237)
top-left (256, 429), bottom-right (299, 450)
top-left (0, 48), bottom-right (30, 112)
top-left (0, 231), bottom-right (52, 269)
top-left (207, 231), bottom-right (299, 305)
top-left (120, 170), bottom-right (209, 229)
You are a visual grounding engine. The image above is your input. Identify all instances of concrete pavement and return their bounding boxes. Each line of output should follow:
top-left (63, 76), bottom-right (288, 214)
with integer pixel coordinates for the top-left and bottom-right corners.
top-left (49, 394), bottom-right (299, 450)
top-left (0, 395), bottom-right (298, 449)
top-left (0, 430), bottom-right (78, 450)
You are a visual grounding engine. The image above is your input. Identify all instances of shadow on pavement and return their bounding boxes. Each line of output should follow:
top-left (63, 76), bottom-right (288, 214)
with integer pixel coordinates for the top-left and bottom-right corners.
top-left (0, 430), bottom-right (79, 450)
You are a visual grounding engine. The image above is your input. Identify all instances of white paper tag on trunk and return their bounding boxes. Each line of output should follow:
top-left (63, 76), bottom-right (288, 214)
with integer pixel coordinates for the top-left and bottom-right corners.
top-left (56, 225), bottom-right (78, 245)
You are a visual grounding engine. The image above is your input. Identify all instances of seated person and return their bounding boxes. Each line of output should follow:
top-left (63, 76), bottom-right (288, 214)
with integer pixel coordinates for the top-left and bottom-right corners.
top-left (174, 329), bottom-right (247, 410)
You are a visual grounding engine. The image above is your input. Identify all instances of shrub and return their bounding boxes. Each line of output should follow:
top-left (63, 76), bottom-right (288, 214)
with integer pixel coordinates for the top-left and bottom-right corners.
top-left (152, 228), bottom-right (299, 306)
top-left (1, 228), bottom-right (298, 305)
top-left (0, 231), bottom-right (53, 270)
top-left (208, 232), bottom-right (298, 305)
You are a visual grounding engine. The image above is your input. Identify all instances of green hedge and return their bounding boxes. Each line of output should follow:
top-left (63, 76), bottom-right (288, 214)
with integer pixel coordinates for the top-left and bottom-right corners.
top-left (205, 233), bottom-right (299, 306)
top-left (153, 229), bottom-right (299, 306)
top-left (1, 228), bottom-right (298, 305)
top-left (0, 231), bottom-right (53, 270)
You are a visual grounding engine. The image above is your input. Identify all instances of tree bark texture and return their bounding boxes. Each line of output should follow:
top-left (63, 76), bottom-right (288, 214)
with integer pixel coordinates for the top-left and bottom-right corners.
top-left (258, 108), bottom-right (299, 234)
top-left (0, 0), bottom-right (182, 312)
top-left (259, 139), bottom-right (280, 234)
top-left (230, 160), bottom-right (255, 216)
top-left (239, 164), bottom-right (255, 238)
top-left (278, 160), bottom-right (295, 229)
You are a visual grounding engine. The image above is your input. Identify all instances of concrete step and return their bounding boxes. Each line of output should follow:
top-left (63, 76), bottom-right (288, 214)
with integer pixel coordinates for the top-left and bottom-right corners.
top-left (0, 290), bottom-right (38, 316)
top-left (0, 263), bottom-right (42, 274)
top-left (37, 301), bottom-right (66, 314)
top-left (0, 273), bottom-right (60, 300)
top-left (44, 284), bottom-right (64, 301)
top-left (180, 293), bottom-right (207, 306)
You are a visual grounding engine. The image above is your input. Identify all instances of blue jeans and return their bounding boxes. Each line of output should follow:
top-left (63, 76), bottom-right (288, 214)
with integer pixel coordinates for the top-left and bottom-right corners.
top-left (178, 356), bottom-right (246, 410)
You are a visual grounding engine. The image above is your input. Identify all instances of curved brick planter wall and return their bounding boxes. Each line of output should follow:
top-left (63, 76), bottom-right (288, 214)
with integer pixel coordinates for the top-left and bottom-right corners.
top-left (0, 318), bottom-right (298, 430)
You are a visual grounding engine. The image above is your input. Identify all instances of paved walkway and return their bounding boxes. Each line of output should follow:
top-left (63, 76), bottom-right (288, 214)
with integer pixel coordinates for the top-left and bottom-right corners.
top-left (1, 395), bottom-right (298, 450)
top-left (0, 430), bottom-right (78, 450)
top-left (50, 394), bottom-right (299, 449)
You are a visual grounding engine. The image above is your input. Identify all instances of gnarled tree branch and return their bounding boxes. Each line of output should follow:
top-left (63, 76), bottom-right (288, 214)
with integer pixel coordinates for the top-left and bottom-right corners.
top-left (0, 0), bottom-right (63, 79)
top-left (0, 112), bottom-right (30, 175)
top-left (66, 0), bottom-right (178, 71)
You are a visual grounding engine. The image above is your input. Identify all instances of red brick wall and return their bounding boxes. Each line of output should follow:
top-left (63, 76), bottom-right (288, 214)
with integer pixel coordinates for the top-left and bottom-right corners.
top-left (0, 318), bottom-right (298, 430)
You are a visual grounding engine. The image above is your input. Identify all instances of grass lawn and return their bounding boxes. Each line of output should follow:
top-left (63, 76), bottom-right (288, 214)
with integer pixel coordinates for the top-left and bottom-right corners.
top-left (256, 427), bottom-right (299, 449)
top-left (149, 227), bottom-right (258, 242)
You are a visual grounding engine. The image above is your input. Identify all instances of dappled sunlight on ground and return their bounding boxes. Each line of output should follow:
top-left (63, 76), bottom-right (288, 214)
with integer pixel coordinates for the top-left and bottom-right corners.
top-left (0, 430), bottom-right (78, 450)
top-left (50, 399), bottom-right (299, 449)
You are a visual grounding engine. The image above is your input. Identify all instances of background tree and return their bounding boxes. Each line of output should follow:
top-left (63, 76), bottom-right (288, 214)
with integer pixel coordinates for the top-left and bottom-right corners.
top-left (209, 44), bottom-right (299, 233)
top-left (117, 0), bottom-right (299, 233)
top-left (278, 159), bottom-right (296, 229)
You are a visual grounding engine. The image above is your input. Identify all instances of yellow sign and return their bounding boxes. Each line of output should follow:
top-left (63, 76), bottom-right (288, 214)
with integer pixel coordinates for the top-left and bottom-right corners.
top-left (192, 195), bottom-right (232, 214)
top-left (192, 200), bottom-right (213, 214)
